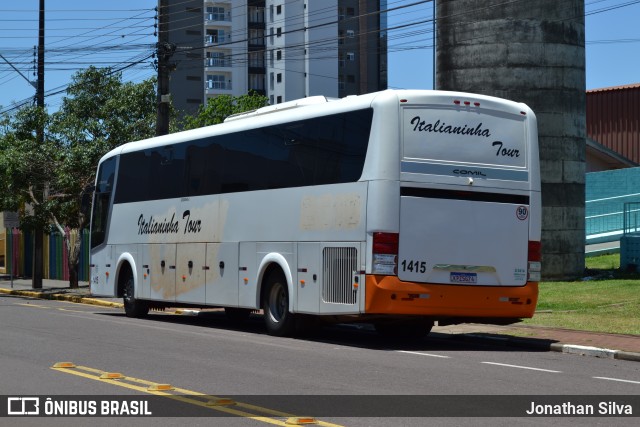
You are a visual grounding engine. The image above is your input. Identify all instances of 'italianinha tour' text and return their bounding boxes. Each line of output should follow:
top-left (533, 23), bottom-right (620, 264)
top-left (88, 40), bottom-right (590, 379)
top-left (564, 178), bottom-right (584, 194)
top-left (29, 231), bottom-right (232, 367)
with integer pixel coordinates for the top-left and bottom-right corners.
top-left (137, 210), bottom-right (202, 235)
top-left (410, 116), bottom-right (492, 138)
top-left (526, 401), bottom-right (633, 415)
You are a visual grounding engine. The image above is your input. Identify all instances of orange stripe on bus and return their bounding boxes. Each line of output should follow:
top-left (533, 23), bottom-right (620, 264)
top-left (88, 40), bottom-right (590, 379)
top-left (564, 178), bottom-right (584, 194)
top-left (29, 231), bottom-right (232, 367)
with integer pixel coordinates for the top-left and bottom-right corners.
top-left (364, 275), bottom-right (538, 318)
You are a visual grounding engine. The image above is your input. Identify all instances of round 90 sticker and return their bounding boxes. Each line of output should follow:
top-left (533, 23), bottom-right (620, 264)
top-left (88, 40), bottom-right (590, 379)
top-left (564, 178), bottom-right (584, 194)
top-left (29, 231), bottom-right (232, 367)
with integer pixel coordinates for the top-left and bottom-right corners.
top-left (516, 206), bottom-right (529, 221)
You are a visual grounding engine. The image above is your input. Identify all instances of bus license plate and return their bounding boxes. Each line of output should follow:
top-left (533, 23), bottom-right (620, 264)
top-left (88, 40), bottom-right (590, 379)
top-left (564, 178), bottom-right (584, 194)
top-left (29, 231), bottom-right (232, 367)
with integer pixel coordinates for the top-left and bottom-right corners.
top-left (450, 272), bottom-right (477, 284)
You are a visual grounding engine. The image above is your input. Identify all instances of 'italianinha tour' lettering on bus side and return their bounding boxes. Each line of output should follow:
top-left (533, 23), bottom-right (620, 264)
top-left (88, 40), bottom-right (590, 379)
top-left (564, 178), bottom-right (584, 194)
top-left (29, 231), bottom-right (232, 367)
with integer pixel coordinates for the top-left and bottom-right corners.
top-left (410, 116), bottom-right (492, 138)
top-left (137, 210), bottom-right (202, 235)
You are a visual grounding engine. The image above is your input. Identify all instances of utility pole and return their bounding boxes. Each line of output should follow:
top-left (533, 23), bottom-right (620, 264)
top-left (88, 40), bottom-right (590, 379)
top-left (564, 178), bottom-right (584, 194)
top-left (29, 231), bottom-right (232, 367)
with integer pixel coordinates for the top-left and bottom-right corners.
top-left (156, 0), bottom-right (175, 136)
top-left (32, 0), bottom-right (45, 289)
top-left (37, 0), bottom-right (44, 110)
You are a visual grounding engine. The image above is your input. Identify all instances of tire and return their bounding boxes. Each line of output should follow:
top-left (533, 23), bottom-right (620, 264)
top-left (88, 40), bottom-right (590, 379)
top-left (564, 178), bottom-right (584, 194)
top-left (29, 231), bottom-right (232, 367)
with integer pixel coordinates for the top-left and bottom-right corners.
top-left (374, 318), bottom-right (433, 340)
top-left (262, 270), bottom-right (296, 336)
top-left (225, 307), bottom-right (251, 323)
top-left (123, 273), bottom-right (149, 318)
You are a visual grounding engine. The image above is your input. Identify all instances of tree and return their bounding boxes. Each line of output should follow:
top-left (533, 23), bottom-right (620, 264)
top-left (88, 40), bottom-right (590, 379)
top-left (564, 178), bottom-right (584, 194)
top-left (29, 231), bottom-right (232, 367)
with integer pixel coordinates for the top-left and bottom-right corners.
top-left (182, 91), bottom-right (268, 130)
top-left (0, 67), bottom-right (159, 288)
top-left (48, 67), bottom-right (159, 288)
top-left (0, 106), bottom-right (58, 286)
top-left (52, 67), bottom-right (158, 148)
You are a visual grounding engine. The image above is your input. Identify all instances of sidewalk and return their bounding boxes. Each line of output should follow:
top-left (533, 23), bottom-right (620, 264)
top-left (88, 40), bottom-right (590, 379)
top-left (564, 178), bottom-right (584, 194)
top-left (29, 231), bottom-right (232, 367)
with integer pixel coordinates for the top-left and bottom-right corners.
top-left (585, 240), bottom-right (620, 257)
top-left (1, 276), bottom-right (639, 362)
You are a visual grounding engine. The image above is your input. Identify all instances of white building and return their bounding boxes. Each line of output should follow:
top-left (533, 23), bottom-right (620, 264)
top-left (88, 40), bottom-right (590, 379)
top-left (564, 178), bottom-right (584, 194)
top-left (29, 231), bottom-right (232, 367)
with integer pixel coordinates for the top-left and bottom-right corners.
top-left (168, 1), bottom-right (387, 114)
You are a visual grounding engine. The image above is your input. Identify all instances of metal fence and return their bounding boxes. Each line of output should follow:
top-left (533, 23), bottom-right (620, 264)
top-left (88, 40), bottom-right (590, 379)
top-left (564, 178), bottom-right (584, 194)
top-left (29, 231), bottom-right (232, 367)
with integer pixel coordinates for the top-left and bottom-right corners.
top-left (623, 202), bottom-right (640, 235)
top-left (585, 193), bottom-right (640, 244)
top-left (586, 167), bottom-right (640, 245)
top-left (2, 228), bottom-right (90, 282)
top-left (621, 202), bottom-right (640, 270)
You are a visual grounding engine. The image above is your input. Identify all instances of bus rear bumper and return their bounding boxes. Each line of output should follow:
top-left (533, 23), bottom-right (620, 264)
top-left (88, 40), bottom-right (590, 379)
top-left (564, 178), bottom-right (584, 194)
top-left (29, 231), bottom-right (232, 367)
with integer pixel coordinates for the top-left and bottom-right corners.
top-left (364, 275), bottom-right (538, 319)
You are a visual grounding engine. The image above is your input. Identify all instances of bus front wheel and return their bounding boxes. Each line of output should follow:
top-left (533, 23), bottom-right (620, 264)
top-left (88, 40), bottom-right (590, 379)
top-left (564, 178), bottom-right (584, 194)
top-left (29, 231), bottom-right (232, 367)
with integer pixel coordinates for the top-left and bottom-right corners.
top-left (262, 271), bottom-right (295, 336)
top-left (123, 273), bottom-right (149, 318)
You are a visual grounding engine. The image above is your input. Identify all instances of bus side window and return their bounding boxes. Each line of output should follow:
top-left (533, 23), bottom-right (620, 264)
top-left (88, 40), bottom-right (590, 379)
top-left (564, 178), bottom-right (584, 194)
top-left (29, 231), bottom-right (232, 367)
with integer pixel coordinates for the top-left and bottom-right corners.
top-left (91, 157), bottom-right (116, 248)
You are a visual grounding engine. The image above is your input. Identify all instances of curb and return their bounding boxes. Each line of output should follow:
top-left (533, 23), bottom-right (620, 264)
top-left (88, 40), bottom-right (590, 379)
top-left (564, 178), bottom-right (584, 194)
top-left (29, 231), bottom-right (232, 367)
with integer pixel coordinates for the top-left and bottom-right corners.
top-left (451, 332), bottom-right (640, 363)
top-left (552, 343), bottom-right (640, 363)
top-left (78, 298), bottom-right (124, 309)
top-left (0, 287), bottom-right (123, 308)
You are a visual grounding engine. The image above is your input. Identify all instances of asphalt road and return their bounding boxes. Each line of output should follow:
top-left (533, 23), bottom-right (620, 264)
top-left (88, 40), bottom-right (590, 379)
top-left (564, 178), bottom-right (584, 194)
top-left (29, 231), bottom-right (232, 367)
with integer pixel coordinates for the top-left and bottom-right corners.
top-left (1, 293), bottom-right (639, 427)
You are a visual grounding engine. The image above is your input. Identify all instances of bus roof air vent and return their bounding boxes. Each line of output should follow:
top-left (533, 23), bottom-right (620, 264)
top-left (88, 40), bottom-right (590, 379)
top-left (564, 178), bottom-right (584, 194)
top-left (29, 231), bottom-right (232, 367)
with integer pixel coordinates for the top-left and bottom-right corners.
top-left (224, 96), bottom-right (330, 122)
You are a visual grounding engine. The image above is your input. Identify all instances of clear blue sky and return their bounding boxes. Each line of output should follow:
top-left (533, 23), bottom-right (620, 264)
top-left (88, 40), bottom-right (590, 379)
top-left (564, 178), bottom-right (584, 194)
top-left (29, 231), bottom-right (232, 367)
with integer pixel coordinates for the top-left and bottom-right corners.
top-left (1, 0), bottom-right (639, 114)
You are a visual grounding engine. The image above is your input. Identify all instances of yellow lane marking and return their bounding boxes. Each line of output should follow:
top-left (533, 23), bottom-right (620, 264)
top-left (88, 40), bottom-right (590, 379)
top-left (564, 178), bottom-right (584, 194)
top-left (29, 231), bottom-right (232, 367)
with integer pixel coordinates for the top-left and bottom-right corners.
top-left (52, 364), bottom-right (344, 427)
top-left (51, 367), bottom-right (159, 394)
top-left (69, 366), bottom-right (330, 421)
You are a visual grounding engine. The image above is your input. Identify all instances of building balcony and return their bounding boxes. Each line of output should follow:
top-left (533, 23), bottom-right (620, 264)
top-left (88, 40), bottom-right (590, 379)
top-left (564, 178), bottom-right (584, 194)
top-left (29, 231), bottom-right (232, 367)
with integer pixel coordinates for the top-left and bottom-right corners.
top-left (248, 43), bottom-right (265, 51)
top-left (205, 12), bottom-right (231, 24)
top-left (205, 58), bottom-right (231, 68)
top-left (248, 7), bottom-right (265, 25)
top-left (249, 66), bottom-right (266, 75)
top-left (205, 35), bottom-right (231, 46)
top-left (205, 82), bottom-right (233, 96)
top-left (249, 88), bottom-right (266, 96)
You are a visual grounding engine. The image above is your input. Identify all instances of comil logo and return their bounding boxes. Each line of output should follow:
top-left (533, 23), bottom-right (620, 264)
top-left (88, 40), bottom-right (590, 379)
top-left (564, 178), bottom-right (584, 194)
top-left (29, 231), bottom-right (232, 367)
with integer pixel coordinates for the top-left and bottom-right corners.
top-left (7, 397), bottom-right (40, 415)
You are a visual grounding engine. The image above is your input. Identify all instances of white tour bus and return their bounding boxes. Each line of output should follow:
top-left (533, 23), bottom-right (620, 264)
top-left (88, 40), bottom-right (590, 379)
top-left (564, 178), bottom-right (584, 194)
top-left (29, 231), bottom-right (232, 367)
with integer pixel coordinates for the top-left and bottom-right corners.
top-left (89, 89), bottom-right (541, 337)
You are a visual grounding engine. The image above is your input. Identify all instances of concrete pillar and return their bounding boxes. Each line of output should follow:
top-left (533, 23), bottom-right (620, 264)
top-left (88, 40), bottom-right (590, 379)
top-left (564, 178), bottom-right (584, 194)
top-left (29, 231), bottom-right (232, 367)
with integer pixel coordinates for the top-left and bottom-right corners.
top-left (436, 0), bottom-right (586, 279)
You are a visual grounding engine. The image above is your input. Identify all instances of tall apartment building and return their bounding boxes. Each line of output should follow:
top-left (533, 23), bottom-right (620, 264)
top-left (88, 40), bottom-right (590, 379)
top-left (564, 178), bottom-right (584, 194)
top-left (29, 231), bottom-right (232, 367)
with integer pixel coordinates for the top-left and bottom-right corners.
top-left (167, 1), bottom-right (387, 115)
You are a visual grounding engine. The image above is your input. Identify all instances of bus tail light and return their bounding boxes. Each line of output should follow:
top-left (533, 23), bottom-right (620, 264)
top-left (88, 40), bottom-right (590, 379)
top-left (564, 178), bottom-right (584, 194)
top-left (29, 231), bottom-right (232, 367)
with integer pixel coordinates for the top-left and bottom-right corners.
top-left (527, 241), bottom-right (541, 282)
top-left (372, 232), bottom-right (399, 275)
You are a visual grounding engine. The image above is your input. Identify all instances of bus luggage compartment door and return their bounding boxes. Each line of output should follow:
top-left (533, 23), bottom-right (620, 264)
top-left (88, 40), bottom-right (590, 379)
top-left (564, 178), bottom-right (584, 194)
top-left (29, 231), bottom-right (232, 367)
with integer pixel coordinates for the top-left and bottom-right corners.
top-left (176, 243), bottom-right (206, 304)
top-left (398, 195), bottom-right (529, 286)
top-left (147, 243), bottom-right (177, 301)
top-left (205, 242), bottom-right (239, 307)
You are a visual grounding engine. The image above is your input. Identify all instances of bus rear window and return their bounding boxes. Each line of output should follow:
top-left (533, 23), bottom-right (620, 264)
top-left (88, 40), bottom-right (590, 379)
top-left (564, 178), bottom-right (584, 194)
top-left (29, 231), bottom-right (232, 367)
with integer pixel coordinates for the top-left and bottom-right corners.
top-left (402, 107), bottom-right (527, 169)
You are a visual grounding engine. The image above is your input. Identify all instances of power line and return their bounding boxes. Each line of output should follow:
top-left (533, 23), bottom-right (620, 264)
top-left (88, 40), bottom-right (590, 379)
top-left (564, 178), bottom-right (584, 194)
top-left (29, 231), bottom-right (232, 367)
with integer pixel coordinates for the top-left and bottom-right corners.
top-left (2, 0), bottom-right (639, 114)
top-left (0, 2), bottom-right (157, 109)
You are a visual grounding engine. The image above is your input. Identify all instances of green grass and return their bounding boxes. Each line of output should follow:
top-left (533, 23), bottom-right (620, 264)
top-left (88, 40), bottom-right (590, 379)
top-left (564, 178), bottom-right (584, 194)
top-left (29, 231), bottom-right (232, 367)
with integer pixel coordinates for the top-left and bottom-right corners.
top-left (584, 253), bottom-right (620, 270)
top-left (520, 254), bottom-right (640, 335)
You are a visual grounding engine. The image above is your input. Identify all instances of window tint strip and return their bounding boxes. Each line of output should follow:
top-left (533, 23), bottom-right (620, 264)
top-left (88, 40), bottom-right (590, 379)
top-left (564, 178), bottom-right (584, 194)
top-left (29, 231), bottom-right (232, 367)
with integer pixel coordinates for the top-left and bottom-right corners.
top-left (401, 187), bottom-right (529, 205)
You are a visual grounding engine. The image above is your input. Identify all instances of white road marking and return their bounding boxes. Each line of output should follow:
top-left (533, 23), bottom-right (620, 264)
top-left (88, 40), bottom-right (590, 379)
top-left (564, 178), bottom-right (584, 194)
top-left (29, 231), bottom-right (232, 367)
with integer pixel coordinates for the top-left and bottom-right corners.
top-left (593, 376), bottom-right (640, 385)
top-left (481, 361), bottom-right (561, 373)
top-left (397, 350), bottom-right (450, 358)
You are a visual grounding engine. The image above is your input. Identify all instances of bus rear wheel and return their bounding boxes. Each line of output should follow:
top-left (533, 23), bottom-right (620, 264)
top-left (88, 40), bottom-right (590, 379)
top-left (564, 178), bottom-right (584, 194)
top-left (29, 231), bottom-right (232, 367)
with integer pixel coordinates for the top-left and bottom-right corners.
top-left (262, 271), bottom-right (295, 336)
top-left (123, 273), bottom-right (149, 318)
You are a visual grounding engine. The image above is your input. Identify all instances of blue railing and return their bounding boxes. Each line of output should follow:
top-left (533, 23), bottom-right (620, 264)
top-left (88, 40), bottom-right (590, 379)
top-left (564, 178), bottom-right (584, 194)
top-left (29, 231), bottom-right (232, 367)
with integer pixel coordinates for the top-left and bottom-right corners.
top-left (586, 193), bottom-right (640, 244)
top-left (586, 167), bottom-right (640, 246)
